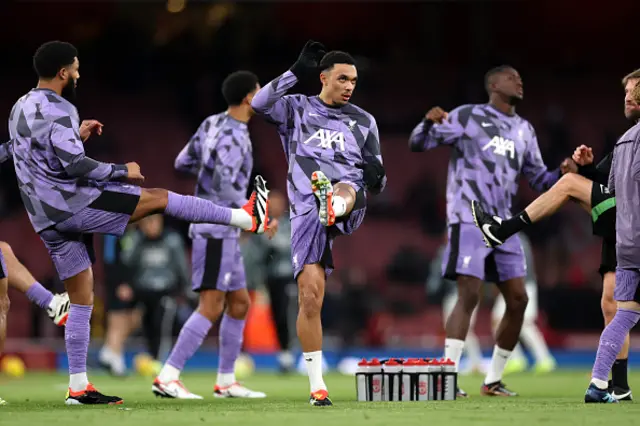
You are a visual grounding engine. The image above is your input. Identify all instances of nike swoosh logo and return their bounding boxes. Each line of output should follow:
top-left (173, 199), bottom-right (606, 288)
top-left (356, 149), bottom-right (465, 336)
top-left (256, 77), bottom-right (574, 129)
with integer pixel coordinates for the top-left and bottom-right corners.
top-left (309, 113), bottom-right (320, 117)
top-left (612, 390), bottom-right (632, 399)
top-left (481, 122), bottom-right (492, 127)
top-left (482, 223), bottom-right (503, 245)
top-left (305, 358), bottom-right (313, 362)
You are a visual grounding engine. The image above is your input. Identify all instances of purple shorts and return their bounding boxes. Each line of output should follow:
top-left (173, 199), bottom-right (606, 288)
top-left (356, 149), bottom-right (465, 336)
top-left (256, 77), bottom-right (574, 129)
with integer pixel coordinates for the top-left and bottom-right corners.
top-left (39, 183), bottom-right (141, 281)
top-left (291, 202), bottom-right (366, 280)
top-left (442, 223), bottom-right (526, 283)
top-left (0, 248), bottom-right (6, 280)
top-left (614, 267), bottom-right (640, 303)
top-left (191, 237), bottom-right (246, 293)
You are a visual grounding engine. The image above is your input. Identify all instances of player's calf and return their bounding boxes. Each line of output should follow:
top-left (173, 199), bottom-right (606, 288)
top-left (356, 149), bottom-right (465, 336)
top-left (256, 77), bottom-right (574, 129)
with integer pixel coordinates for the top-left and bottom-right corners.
top-left (131, 176), bottom-right (271, 234)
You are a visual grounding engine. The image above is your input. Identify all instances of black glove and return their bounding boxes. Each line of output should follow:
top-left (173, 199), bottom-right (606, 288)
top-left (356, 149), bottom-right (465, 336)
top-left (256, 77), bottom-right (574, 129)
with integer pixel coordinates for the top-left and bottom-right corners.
top-left (357, 160), bottom-right (386, 193)
top-left (290, 40), bottom-right (326, 79)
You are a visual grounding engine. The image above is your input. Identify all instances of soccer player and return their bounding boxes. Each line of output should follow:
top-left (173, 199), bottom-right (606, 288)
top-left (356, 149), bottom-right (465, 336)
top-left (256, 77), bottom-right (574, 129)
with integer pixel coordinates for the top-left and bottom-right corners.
top-left (473, 70), bottom-right (640, 401)
top-left (409, 65), bottom-right (568, 396)
top-left (251, 40), bottom-right (386, 406)
top-left (7, 41), bottom-right (270, 405)
top-left (154, 71), bottom-right (268, 399)
top-left (583, 75), bottom-right (640, 403)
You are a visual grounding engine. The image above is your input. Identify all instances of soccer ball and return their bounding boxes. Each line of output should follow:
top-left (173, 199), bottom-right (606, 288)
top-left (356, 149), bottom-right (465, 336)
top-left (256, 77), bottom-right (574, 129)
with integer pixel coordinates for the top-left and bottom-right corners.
top-left (234, 354), bottom-right (255, 379)
top-left (134, 353), bottom-right (161, 377)
top-left (1, 355), bottom-right (25, 378)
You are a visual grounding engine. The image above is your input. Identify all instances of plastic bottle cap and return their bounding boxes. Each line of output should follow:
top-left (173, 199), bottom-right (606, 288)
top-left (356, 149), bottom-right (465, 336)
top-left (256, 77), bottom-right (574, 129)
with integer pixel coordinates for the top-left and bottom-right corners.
top-left (358, 358), bottom-right (369, 366)
top-left (386, 359), bottom-right (401, 366)
top-left (369, 358), bottom-right (382, 366)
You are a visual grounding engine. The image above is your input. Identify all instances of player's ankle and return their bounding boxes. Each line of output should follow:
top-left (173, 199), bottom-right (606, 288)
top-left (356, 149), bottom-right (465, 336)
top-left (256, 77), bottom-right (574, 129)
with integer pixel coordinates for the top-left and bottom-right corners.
top-left (158, 364), bottom-right (181, 382)
top-left (332, 196), bottom-right (347, 217)
top-left (591, 378), bottom-right (608, 390)
top-left (230, 208), bottom-right (253, 230)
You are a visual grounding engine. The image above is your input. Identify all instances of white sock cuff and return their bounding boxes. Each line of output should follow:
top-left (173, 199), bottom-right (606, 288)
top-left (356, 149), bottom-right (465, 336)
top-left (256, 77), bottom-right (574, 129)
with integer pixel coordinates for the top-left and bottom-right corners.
top-left (332, 196), bottom-right (347, 217)
top-left (591, 378), bottom-right (608, 390)
top-left (445, 338), bottom-right (465, 350)
top-left (494, 346), bottom-right (512, 357)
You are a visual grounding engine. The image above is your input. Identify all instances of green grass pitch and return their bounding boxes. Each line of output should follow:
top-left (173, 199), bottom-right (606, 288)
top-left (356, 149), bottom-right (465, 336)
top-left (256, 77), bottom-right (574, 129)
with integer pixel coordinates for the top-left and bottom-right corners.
top-left (1, 371), bottom-right (639, 425)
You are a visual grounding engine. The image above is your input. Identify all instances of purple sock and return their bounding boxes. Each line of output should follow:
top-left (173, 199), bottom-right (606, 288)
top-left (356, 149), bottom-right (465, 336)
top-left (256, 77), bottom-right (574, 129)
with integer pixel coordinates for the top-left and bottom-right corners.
top-left (165, 192), bottom-right (232, 225)
top-left (592, 309), bottom-right (640, 381)
top-left (65, 304), bottom-right (93, 374)
top-left (218, 314), bottom-right (246, 374)
top-left (166, 312), bottom-right (212, 370)
top-left (25, 282), bottom-right (54, 310)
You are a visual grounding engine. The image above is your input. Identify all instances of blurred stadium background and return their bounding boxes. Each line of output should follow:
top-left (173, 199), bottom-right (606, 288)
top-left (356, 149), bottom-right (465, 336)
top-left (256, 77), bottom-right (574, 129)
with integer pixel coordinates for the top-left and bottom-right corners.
top-left (0, 0), bottom-right (638, 376)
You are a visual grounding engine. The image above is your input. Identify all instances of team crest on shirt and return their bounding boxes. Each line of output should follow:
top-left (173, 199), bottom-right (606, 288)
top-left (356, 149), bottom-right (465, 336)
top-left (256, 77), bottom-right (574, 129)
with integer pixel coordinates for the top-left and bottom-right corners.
top-left (482, 136), bottom-right (516, 159)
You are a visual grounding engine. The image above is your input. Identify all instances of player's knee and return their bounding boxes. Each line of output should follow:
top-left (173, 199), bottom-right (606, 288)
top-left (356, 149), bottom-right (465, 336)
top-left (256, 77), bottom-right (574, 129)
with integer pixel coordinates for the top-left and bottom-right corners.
top-left (557, 173), bottom-right (575, 190)
top-left (506, 290), bottom-right (529, 314)
top-left (227, 293), bottom-right (251, 319)
top-left (142, 188), bottom-right (169, 208)
top-left (298, 273), bottom-right (323, 316)
top-left (0, 241), bottom-right (13, 257)
top-left (601, 297), bottom-right (617, 323)
top-left (457, 290), bottom-right (481, 313)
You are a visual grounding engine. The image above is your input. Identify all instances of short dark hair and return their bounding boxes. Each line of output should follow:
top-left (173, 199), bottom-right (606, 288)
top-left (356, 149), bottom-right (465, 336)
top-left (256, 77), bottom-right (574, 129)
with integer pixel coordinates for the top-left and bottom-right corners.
top-left (222, 71), bottom-right (259, 106)
top-left (319, 51), bottom-right (356, 72)
top-left (33, 41), bottom-right (78, 79)
top-left (622, 69), bottom-right (640, 87)
top-left (484, 65), bottom-right (514, 93)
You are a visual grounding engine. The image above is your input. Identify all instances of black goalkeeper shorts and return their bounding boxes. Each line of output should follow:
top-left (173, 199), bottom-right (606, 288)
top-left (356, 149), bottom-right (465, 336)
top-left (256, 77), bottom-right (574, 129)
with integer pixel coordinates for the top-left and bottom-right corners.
top-left (591, 183), bottom-right (615, 240)
top-left (591, 183), bottom-right (616, 276)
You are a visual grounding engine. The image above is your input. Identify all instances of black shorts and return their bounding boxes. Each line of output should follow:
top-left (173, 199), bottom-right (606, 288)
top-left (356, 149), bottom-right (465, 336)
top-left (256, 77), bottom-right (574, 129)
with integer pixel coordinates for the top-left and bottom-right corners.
top-left (591, 183), bottom-right (615, 240)
top-left (599, 237), bottom-right (617, 277)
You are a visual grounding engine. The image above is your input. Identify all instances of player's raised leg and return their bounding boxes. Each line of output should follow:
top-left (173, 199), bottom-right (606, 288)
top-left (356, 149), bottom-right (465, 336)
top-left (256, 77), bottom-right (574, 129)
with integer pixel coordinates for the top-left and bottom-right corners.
top-left (601, 269), bottom-right (632, 400)
top-left (0, 248), bottom-right (9, 405)
top-left (129, 176), bottom-right (269, 234)
top-left (312, 173), bottom-right (356, 227)
top-left (0, 241), bottom-right (70, 326)
top-left (472, 173), bottom-right (593, 248)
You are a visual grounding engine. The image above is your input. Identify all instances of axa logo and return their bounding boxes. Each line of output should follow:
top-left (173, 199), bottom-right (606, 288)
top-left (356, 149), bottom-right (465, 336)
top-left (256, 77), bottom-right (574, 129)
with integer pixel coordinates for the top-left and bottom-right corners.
top-left (303, 129), bottom-right (345, 151)
top-left (482, 136), bottom-right (515, 159)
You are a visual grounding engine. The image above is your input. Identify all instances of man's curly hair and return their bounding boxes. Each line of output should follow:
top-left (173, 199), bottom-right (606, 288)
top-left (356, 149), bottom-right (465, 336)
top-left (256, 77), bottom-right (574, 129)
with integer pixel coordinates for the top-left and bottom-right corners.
top-left (633, 80), bottom-right (640, 104)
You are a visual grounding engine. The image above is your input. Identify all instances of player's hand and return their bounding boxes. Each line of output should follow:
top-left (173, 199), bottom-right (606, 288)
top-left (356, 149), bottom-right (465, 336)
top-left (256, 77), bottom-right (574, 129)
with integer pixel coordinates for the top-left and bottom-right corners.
top-left (125, 162), bottom-right (145, 184)
top-left (560, 157), bottom-right (578, 174)
top-left (572, 144), bottom-right (594, 166)
top-left (79, 119), bottom-right (103, 142)
top-left (425, 107), bottom-right (449, 124)
top-left (265, 217), bottom-right (279, 240)
top-left (290, 40), bottom-right (326, 78)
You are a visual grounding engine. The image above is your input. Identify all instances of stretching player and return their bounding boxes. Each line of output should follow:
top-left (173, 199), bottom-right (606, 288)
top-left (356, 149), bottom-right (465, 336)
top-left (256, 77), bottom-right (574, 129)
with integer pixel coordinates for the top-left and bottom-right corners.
top-left (154, 71), bottom-right (268, 399)
top-left (473, 70), bottom-right (640, 401)
top-left (410, 65), bottom-right (568, 396)
top-left (7, 41), bottom-right (270, 405)
top-left (251, 40), bottom-right (386, 406)
top-left (583, 75), bottom-right (640, 403)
